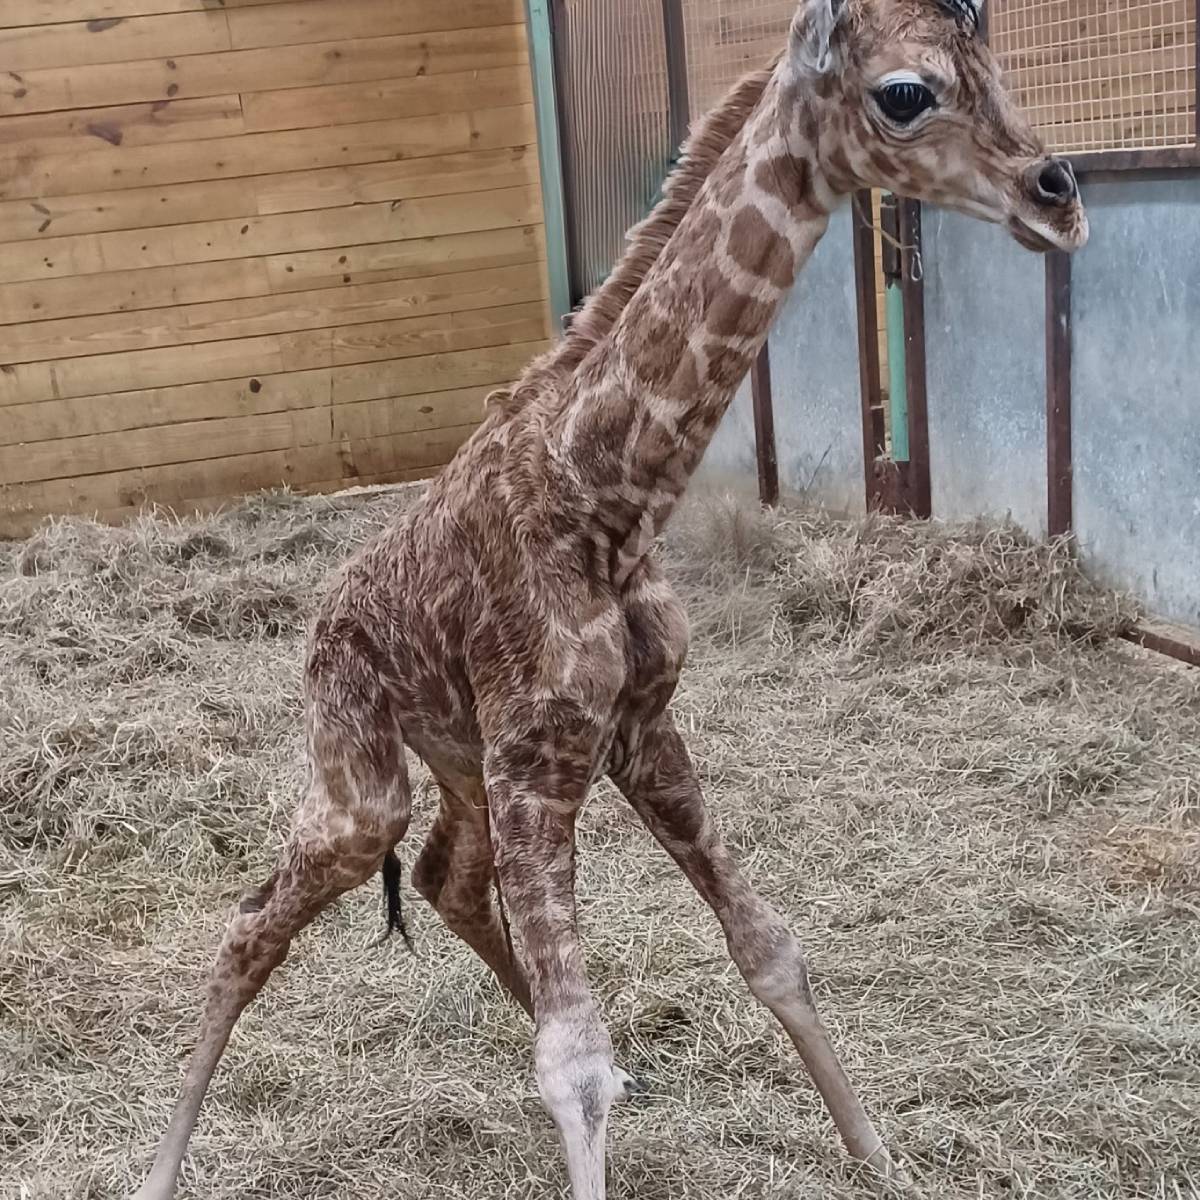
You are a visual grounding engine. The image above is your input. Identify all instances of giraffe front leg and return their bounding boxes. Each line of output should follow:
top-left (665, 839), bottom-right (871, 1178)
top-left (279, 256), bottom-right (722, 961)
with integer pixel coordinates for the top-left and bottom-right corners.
top-left (612, 713), bottom-right (904, 1182)
top-left (485, 739), bottom-right (626, 1200)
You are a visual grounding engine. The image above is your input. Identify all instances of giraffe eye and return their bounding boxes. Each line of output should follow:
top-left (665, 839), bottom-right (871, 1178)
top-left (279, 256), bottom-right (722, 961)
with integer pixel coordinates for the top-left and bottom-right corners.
top-left (875, 81), bottom-right (936, 124)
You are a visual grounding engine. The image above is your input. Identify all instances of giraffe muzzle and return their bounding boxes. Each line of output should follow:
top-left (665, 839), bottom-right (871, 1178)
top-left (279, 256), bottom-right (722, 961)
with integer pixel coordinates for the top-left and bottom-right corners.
top-left (1026, 158), bottom-right (1079, 210)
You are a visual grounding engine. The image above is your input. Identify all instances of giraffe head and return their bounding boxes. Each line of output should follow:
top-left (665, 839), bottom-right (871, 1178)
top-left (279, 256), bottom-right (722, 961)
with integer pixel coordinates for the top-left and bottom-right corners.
top-left (785, 0), bottom-right (1088, 252)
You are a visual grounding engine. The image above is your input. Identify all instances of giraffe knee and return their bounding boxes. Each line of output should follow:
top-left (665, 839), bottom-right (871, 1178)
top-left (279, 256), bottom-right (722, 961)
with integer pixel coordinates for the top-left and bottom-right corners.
top-left (534, 1008), bottom-right (623, 1131)
top-left (739, 928), bottom-right (819, 1023)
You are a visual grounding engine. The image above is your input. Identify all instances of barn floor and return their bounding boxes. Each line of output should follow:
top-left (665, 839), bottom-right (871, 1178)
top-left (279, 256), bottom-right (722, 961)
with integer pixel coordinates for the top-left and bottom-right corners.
top-left (2, 486), bottom-right (1198, 1200)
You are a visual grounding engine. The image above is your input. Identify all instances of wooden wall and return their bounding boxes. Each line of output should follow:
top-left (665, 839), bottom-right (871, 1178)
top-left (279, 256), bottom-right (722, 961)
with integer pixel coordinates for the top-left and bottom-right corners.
top-left (0, 0), bottom-right (550, 535)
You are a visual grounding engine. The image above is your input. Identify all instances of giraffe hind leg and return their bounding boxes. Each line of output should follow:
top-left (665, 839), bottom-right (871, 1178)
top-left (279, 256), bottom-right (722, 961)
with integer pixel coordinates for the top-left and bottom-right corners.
top-left (413, 783), bottom-right (533, 1015)
top-left (129, 701), bottom-right (413, 1200)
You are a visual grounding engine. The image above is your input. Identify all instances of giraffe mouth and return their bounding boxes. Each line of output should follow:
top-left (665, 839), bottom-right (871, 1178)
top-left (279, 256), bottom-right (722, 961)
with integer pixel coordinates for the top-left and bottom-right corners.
top-left (1006, 216), bottom-right (1062, 254)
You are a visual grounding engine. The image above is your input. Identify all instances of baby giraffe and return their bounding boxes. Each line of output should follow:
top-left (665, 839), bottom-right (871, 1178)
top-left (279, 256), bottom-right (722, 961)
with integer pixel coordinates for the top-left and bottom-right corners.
top-left (130, 1), bottom-right (1087, 1196)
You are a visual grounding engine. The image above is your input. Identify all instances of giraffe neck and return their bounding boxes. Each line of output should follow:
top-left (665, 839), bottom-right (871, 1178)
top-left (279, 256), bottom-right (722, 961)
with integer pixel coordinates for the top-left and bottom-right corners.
top-left (554, 71), bottom-right (837, 578)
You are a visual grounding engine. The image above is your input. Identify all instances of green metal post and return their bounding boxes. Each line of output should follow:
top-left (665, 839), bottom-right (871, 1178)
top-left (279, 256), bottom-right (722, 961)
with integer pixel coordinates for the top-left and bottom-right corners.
top-left (886, 278), bottom-right (909, 461)
top-left (879, 191), bottom-right (910, 462)
top-left (524, 0), bottom-right (573, 332)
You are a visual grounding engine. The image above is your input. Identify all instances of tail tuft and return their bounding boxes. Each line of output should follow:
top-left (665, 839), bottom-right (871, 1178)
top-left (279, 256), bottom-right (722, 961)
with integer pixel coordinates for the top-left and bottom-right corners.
top-left (380, 848), bottom-right (415, 952)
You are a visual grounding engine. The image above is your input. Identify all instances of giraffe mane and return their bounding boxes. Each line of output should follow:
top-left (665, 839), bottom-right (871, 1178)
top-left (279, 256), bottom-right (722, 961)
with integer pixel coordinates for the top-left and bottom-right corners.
top-left (554, 58), bottom-right (780, 372)
top-left (487, 55), bottom-right (779, 418)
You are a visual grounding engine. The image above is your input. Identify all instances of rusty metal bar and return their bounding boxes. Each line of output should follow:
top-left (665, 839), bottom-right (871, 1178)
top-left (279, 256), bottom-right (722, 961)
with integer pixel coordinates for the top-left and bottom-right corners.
top-left (661, 0), bottom-right (690, 151)
top-left (898, 198), bottom-right (932, 518)
top-left (1073, 147), bottom-right (1200, 175)
top-left (1046, 249), bottom-right (1073, 537)
top-left (851, 191), bottom-right (886, 510)
top-left (547, 0), bottom-right (584, 312)
top-left (750, 348), bottom-right (780, 507)
top-left (1122, 625), bottom-right (1200, 669)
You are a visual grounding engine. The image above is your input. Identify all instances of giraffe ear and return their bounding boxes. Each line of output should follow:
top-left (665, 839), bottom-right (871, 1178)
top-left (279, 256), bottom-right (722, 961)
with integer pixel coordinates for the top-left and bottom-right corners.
top-left (789, 0), bottom-right (849, 77)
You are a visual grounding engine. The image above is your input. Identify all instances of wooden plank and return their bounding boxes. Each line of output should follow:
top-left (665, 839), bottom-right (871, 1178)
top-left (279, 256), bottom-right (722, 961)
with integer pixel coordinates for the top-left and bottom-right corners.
top-left (295, 465), bottom-right (433, 500)
top-left (749, 346), bottom-right (778, 506)
top-left (0, 0), bottom-right (298, 26)
top-left (0, 185), bottom-right (542, 283)
top-left (226, 0), bottom-right (524, 51)
top-left (0, 423), bottom-right (478, 530)
top-left (335, 385), bottom-right (490, 442)
top-left (2, 370), bottom-right (333, 447)
top-left (1, 103), bottom-right (536, 200)
top-left (331, 340), bottom-right (538, 404)
top-left (1, 384), bottom-right (498, 487)
top-left (337, 423), bottom-right (478, 480)
top-left (281, 301), bottom-right (546, 372)
top-left (0, 256), bottom-right (271, 326)
top-left (0, 177), bottom-right (258, 246)
top-left (268, 224), bottom-right (543, 294)
top-left (0, 25), bottom-right (527, 115)
top-left (0, 301), bottom-right (546, 405)
top-left (0, 94), bottom-right (244, 155)
top-left (0, 341), bottom-right (543, 444)
top-left (0, 144), bottom-right (536, 245)
top-left (2, 263), bottom-right (545, 363)
top-left (81, 463), bottom-right (433, 532)
top-left (0, 406), bottom-right (333, 485)
top-left (0, 224), bottom-right (541, 325)
top-left (241, 65), bottom-right (529, 133)
top-left (0, 11), bottom-right (231, 72)
top-left (255, 144), bottom-right (539, 218)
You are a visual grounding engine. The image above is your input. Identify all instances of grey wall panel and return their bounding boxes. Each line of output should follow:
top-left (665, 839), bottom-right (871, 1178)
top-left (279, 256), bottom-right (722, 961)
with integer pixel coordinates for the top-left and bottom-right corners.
top-left (699, 206), bottom-right (864, 514)
top-left (1071, 175), bottom-right (1200, 629)
top-left (923, 208), bottom-right (1048, 535)
top-left (768, 207), bottom-right (866, 514)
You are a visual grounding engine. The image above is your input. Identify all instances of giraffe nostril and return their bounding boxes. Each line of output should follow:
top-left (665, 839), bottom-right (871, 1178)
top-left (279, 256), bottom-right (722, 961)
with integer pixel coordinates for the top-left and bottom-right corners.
top-left (1031, 158), bottom-right (1077, 206)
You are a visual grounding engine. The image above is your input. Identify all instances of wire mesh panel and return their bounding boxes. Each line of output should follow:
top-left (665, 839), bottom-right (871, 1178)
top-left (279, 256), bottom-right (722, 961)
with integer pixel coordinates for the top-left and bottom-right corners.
top-left (682, 0), bottom-right (793, 115)
top-left (554, 0), bottom-right (796, 302)
top-left (989, 0), bottom-right (1197, 153)
top-left (557, 0), bottom-right (673, 296)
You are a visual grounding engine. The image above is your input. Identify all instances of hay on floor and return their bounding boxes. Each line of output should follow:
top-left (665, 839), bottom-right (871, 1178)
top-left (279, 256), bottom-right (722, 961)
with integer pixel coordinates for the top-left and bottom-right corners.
top-left (1, 487), bottom-right (1197, 1200)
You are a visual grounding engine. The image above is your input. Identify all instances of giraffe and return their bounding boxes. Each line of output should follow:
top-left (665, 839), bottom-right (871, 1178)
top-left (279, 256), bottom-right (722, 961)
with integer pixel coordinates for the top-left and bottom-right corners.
top-left (129, 1), bottom-right (1088, 1197)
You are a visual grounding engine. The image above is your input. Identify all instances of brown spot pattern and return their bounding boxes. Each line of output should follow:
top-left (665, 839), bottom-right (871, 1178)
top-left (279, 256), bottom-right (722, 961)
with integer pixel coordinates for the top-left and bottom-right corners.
top-left (727, 205), bottom-right (796, 288)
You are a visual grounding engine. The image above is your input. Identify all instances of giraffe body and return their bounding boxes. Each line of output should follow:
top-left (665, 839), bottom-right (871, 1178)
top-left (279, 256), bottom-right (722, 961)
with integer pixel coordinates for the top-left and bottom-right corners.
top-left (128, 3), bottom-right (1089, 1197)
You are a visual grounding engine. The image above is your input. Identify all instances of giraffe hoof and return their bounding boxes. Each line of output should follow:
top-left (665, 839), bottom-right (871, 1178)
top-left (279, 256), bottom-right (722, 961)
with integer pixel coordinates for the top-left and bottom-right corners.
top-left (613, 1066), bottom-right (646, 1101)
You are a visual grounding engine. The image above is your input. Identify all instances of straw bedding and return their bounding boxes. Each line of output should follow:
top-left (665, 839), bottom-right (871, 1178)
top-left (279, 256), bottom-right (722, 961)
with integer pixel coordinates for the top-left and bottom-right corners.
top-left (1, 486), bottom-right (1197, 1200)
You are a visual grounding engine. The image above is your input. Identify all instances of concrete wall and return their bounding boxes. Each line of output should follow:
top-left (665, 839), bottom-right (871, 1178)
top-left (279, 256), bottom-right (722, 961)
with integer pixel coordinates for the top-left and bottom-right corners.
top-left (698, 179), bottom-right (1200, 632)
top-left (920, 175), bottom-right (1200, 630)
top-left (700, 206), bottom-right (866, 514)
top-left (922, 209), bottom-right (1049, 537)
top-left (1070, 175), bottom-right (1200, 629)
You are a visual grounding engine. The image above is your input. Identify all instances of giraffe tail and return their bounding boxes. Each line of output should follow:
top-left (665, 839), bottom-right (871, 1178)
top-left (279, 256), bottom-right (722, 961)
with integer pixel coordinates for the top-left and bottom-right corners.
top-left (378, 847), bottom-right (415, 952)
